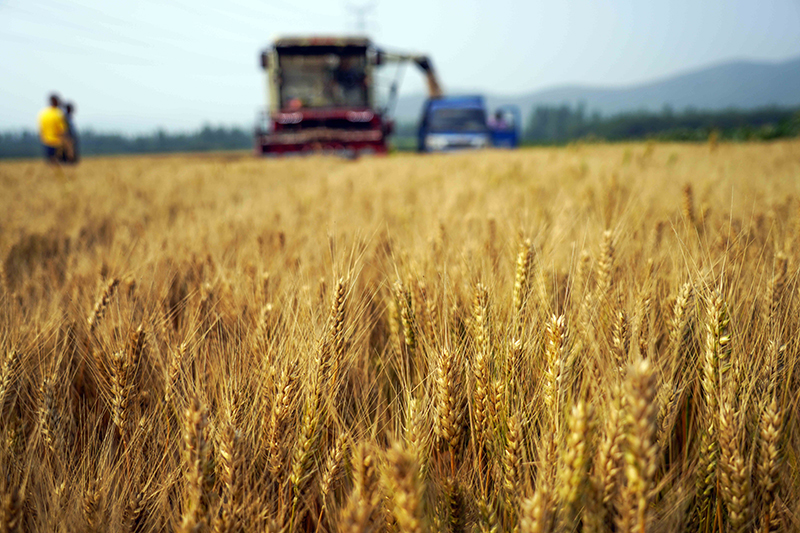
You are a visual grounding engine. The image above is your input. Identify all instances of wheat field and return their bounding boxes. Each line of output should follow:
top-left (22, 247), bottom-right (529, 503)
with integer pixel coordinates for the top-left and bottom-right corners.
top-left (1, 141), bottom-right (799, 532)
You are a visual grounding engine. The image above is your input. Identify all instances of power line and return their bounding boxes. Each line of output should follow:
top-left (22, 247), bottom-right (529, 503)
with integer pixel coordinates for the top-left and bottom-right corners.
top-left (0, 30), bottom-right (157, 65)
top-left (27, 0), bottom-right (130, 28)
top-left (225, 0), bottom-right (335, 22)
top-left (346, 1), bottom-right (376, 34)
top-left (0, 0), bottom-right (357, 79)
top-left (1, 3), bottom-right (154, 48)
top-left (0, 2), bottom-right (260, 67)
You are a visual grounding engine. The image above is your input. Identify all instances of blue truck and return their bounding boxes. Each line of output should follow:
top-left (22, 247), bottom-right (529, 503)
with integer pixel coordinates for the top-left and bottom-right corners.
top-left (417, 95), bottom-right (520, 152)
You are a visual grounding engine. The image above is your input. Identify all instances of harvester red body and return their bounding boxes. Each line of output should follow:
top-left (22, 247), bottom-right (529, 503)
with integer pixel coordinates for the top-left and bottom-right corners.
top-left (255, 36), bottom-right (441, 156)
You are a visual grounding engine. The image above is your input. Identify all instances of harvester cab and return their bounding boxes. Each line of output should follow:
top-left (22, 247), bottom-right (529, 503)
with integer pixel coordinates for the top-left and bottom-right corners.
top-left (256, 36), bottom-right (442, 156)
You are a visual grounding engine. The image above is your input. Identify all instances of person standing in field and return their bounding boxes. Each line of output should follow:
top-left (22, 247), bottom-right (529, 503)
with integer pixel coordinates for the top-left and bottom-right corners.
top-left (62, 101), bottom-right (79, 164)
top-left (38, 93), bottom-right (67, 165)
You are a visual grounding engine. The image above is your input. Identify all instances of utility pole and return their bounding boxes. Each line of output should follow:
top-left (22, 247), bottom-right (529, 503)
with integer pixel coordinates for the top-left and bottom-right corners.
top-left (346, 1), bottom-right (376, 35)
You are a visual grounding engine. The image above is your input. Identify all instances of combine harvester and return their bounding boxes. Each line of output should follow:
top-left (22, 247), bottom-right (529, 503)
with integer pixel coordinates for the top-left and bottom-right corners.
top-left (255, 36), bottom-right (443, 156)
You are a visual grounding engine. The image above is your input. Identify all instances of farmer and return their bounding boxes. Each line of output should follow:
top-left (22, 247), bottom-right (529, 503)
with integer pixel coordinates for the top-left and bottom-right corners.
top-left (61, 102), bottom-right (79, 164)
top-left (37, 93), bottom-right (67, 165)
top-left (489, 110), bottom-right (509, 130)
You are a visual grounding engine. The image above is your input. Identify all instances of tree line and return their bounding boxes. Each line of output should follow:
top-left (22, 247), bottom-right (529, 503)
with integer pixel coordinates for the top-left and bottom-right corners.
top-left (0, 125), bottom-right (253, 159)
top-left (1, 107), bottom-right (799, 159)
top-left (523, 105), bottom-right (800, 143)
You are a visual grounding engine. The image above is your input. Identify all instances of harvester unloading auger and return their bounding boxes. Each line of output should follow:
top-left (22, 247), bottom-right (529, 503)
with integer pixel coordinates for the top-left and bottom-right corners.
top-left (255, 37), bottom-right (442, 156)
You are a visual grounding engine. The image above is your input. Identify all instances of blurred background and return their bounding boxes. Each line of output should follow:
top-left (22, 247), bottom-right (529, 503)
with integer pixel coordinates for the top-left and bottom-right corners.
top-left (2, 0), bottom-right (800, 156)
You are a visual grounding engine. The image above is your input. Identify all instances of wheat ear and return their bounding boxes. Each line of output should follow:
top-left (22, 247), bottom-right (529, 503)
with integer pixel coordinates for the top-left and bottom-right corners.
top-left (0, 349), bottom-right (19, 414)
top-left (326, 277), bottom-right (346, 395)
top-left (290, 276), bottom-right (349, 517)
top-left (520, 477), bottom-right (552, 533)
top-left (38, 373), bottom-right (59, 458)
top-left (595, 230), bottom-right (614, 300)
top-left (502, 413), bottom-right (522, 511)
top-left (471, 284), bottom-right (493, 449)
top-left (341, 442), bottom-right (380, 533)
top-left (558, 400), bottom-right (592, 530)
top-left (765, 253), bottom-right (787, 334)
top-left (266, 362), bottom-right (298, 477)
top-left (696, 290), bottom-right (730, 523)
top-left (669, 282), bottom-right (694, 359)
top-left (385, 442), bottom-right (425, 533)
top-left (125, 485), bottom-right (146, 533)
top-left (622, 359), bottom-right (658, 533)
top-left (544, 314), bottom-right (567, 434)
top-left (395, 279), bottom-right (417, 363)
top-left (682, 184), bottom-right (696, 226)
top-left (179, 398), bottom-right (209, 533)
top-left (0, 486), bottom-right (22, 533)
top-left (611, 300), bottom-right (629, 374)
top-left (164, 341), bottom-right (187, 408)
top-left (722, 437), bottom-right (750, 533)
top-left (88, 277), bottom-right (120, 333)
top-left (215, 413), bottom-right (242, 533)
top-left (320, 431), bottom-right (348, 503)
top-left (594, 383), bottom-right (624, 528)
top-left (435, 348), bottom-right (464, 466)
top-left (83, 477), bottom-right (102, 531)
top-left (758, 394), bottom-right (781, 532)
top-left (512, 238), bottom-right (532, 330)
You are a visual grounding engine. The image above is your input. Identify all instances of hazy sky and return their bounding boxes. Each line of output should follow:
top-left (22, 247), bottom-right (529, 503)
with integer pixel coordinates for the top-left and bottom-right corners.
top-left (2, 0), bottom-right (799, 132)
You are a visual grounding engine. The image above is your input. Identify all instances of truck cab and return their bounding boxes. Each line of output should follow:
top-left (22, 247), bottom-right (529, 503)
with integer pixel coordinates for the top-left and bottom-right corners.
top-left (417, 96), bottom-right (491, 152)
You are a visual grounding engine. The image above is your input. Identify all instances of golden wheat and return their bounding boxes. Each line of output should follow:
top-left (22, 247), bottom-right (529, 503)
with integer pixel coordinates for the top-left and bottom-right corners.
top-left (0, 141), bottom-right (798, 531)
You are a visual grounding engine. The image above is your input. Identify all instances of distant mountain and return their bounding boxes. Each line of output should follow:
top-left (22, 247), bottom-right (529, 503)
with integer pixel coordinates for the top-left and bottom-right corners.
top-left (392, 56), bottom-right (800, 123)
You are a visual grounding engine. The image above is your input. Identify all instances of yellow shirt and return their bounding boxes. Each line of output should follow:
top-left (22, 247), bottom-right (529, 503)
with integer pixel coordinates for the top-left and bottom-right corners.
top-left (38, 106), bottom-right (67, 147)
